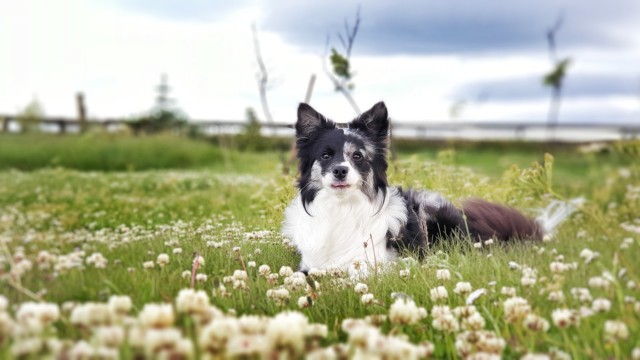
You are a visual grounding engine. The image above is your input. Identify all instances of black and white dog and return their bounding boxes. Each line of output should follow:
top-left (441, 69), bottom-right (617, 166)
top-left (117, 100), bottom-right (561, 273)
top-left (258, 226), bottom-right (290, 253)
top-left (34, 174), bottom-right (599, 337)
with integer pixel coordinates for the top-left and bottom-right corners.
top-left (283, 102), bottom-right (571, 275)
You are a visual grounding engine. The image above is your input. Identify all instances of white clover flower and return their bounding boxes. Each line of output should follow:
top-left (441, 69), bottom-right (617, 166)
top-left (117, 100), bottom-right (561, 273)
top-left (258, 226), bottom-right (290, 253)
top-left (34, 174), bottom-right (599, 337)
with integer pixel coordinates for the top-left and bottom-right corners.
top-left (143, 261), bottom-right (154, 269)
top-left (86, 252), bottom-right (108, 268)
top-left (523, 314), bottom-right (550, 332)
top-left (592, 298), bottom-right (611, 313)
top-left (354, 283), bottom-right (369, 294)
top-left (247, 261), bottom-right (256, 268)
top-left (172, 247), bottom-right (182, 254)
top-left (430, 286), bottom-right (448, 302)
top-left (547, 290), bottom-right (565, 303)
top-left (361, 293), bottom-right (375, 305)
top-left (580, 248), bottom-right (600, 263)
top-left (232, 270), bottom-right (248, 281)
top-left (264, 311), bottom-right (308, 355)
top-left (432, 313), bottom-right (459, 333)
top-left (15, 302), bottom-right (60, 334)
top-left (266, 288), bottom-right (290, 306)
top-left (632, 347), bottom-right (640, 360)
top-left (138, 303), bottom-right (175, 329)
top-left (199, 316), bottom-right (240, 353)
top-left (0, 295), bottom-right (8, 312)
top-left (570, 287), bottom-right (592, 303)
top-left (628, 280), bottom-right (637, 290)
top-left (71, 303), bottom-right (113, 327)
top-left (284, 273), bottom-right (307, 291)
top-left (233, 280), bottom-right (248, 290)
top-left (454, 282), bottom-right (472, 295)
top-left (604, 320), bottom-right (629, 342)
top-left (588, 276), bottom-right (610, 290)
top-left (195, 273), bottom-right (208, 283)
top-left (232, 246), bottom-right (241, 253)
top-left (503, 297), bottom-right (531, 323)
top-left (436, 269), bottom-right (451, 281)
top-left (399, 269), bottom-right (410, 279)
top-left (93, 326), bottom-right (125, 348)
top-left (156, 253), bottom-right (170, 267)
top-left (308, 268), bottom-right (326, 277)
top-left (508, 261), bottom-right (521, 270)
top-left (108, 295), bottom-right (132, 316)
top-left (462, 312), bottom-right (485, 331)
top-left (297, 296), bottom-right (311, 309)
top-left (226, 334), bottom-right (265, 358)
top-left (389, 298), bottom-right (426, 325)
top-left (258, 264), bottom-right (271, 276)
top-left (175, 289), bottom-right (209, 315)
top-left (501, 286), bottom-right (517, 297)
top-left (551, 308), bottom-right (579, 329)
top-left (194, 256), bottom-right (205, 267)
top-left (279, 266), bottom-right (294, 277)
top-left (181, 270), bottom-right (191, 279)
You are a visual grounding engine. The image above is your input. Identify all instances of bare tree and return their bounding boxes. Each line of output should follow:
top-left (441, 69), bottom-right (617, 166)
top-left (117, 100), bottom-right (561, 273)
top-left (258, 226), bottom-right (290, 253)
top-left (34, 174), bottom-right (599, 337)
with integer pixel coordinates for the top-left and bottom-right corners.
top-left (543, 15), bottom-right (571, 137)
top-left (252, 23), bottom-right (275, 134)
top-left (324, 6), bottom-right (361, 115)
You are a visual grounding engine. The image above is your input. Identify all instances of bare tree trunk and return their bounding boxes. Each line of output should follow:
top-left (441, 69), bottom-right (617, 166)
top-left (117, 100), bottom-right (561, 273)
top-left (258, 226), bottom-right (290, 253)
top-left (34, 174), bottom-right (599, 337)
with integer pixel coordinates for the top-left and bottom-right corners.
top-left (252, 24), bottom-right (275, 135)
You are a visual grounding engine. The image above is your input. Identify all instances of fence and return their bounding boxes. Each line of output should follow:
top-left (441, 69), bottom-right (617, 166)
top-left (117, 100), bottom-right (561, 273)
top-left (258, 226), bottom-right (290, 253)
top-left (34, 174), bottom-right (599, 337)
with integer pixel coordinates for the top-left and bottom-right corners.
top-left (1, 114), bottom-right (638, 142)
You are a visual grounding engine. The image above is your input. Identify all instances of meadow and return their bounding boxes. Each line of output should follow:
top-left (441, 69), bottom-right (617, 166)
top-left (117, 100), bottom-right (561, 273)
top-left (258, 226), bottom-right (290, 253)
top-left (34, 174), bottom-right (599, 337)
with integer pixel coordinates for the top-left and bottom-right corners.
top-left (0, 134), bottom-right (639, 359)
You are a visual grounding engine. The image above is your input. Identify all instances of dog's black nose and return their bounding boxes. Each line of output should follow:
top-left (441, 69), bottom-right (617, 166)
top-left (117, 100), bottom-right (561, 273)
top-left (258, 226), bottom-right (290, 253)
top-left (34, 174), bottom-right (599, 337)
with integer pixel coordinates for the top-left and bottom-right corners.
top-left (332, 166), bottom-right (348, 180)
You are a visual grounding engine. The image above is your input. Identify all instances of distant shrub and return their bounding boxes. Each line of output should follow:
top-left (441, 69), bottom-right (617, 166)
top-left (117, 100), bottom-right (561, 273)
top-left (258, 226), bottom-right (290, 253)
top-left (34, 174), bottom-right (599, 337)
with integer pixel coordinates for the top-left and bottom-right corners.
top-left (0, 133), bottom-right (222, 171)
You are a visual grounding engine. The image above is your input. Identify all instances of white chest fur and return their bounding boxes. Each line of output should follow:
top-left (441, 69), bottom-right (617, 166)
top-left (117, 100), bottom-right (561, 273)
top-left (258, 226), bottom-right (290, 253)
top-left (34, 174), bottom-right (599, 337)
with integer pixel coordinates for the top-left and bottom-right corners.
top-left (282, 187), bottom-right (407, 273)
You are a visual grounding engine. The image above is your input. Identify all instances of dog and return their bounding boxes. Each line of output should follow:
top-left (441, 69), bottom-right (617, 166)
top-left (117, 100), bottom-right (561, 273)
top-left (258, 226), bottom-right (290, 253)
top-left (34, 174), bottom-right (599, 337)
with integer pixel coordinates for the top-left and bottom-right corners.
top-left (282, 102), bottom-right (575, 275)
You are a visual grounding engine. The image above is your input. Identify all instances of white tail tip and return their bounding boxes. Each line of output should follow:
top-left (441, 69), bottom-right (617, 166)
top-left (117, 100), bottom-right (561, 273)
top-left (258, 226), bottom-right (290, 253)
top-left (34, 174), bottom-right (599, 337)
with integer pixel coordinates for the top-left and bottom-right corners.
top-left (536, 197), bottom-right (585, 235)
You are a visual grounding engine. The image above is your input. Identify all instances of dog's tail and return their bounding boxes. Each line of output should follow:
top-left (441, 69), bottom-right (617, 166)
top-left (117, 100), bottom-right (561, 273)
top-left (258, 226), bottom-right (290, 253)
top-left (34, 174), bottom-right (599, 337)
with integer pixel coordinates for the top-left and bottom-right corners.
top-left (463, 199), bottom-right (544, 242)
top-left (462, 198), bottom-right (582, 243)
top-left (535, 197), bottom-right (584, 235)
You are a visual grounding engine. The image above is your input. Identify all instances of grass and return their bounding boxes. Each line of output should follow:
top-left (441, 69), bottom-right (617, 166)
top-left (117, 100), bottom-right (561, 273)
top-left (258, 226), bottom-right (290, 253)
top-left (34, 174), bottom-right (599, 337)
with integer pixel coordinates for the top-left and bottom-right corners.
top-left (0, 137), bottom-right (639, 358)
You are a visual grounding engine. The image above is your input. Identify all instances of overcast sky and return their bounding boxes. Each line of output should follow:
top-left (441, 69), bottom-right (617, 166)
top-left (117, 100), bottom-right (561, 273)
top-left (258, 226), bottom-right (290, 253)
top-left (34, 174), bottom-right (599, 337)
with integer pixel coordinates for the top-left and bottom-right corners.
top-left (1, 0), bottom-right (639, 124)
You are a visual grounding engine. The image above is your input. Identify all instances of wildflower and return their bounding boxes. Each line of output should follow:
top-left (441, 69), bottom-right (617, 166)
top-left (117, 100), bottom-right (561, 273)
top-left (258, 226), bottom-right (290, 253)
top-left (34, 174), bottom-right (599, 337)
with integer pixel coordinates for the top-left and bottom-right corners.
top-left (308, 268), bottom-right (326, 277)
top-left (175, 289), bottom-right (209, 315)
top-left (0, 296), bottom-right (8, 312)
top-left (462, 312), bottom-right (485, 331)
top-left (454, 282), bottom-right (472, 295)
top-left (172, 247), bottom-right (182, 254)
top-left (588, 276), bottom-right (610, 290)
top-left (508, 261), bottom-right (520, 270)
top-left (591, 298), bottom-right (611, 313)
top-left (233, 280), bottom-right (248, 290)
top-left (279, 266), bottom-right (294, 277)
top-left (264, 311), bottom-right (308, 355)
top-left (436, 269), bottom-right (451, 280)
top-left (453, 305), bottom-right (477, 318)
top-left (604, 320), bottom-right (629, 342)
top-left (86, 252), bottom-right (108, 268)
top-left (108, 295), bottom-right (132, 316)
top-left (257, 264), bottom-right (270, 276)
top-left (399, 269), bottom-right (410, 279)
top-left (632, 347), bottom-right (640, 360)
top-left (579, 248), bottom-right (600, 263)
top-left (16, 302), bottom-right (60, 333)
top-left (194, 256), bottom-right (205, 267)
top-left (388, 298), bottom-right (426, 325)
top-left (247, 261), bottom-right (256, 268)
top-left (232, 270), bottom-right (248, 281)
top-left (432, 313), bottom-right (460, 333)
top-left (195, 273), bottom-right (208, 283)
top-left (284, 272), bottom-right (307, 291)
top-left (70, 303), bottom-right (113, 327)
top-left (199, 317), bottom-right (240, 354)
top-left (361, 293), bottom-right (375, 305)
top-left (181, 270), bottom-right (191, 279)
top-left (156, 253), bottom-right (170, 267)
top-left (523, 314), bottom-right (550, 332)
top-left (266, 288), bottom-right (290, 306)
top-left (94, 326), bottom-right (125, 348)
top-left (138, 303), bottom-right (175, 329)
top-left (232, 246), bottom-right (241, 253)
top-left (547, 290), bottom-right (565, 303)
top-left (551, 308), bottom-right (579, 328)
top-left (354, 283), bottom-right (369, 294)
top-left (503, 297), bottom-right (531, 323)
top-left (627, 280), bottom-right (636, 290)
top-left (570, 287), bottom-right (592, 303)
top-left (143, 261), bottom-right (154, 269)
top-left (430, 286), bottom-right (448, 302)
top-left (501, 287), bottom-right (516, 297)
top-left (297, 296), bottom-right (311, 309)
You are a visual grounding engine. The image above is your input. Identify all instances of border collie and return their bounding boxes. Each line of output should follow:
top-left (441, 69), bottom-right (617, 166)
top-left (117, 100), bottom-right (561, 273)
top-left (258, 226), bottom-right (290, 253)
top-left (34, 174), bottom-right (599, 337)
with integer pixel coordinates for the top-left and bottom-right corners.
top-left (283, 102), bottom-right (576, 275)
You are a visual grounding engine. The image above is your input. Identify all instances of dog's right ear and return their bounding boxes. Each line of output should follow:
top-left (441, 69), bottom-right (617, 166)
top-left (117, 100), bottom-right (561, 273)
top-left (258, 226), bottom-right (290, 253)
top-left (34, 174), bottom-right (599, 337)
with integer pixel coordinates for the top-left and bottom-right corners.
top-left (296, 103), bottom-right (334, 141)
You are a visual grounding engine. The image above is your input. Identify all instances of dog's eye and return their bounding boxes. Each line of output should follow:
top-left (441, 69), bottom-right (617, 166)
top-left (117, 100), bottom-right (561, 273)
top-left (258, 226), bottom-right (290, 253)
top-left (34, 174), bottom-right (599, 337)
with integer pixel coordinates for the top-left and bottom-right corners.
top-left (353, 152), bottom-right (363, 161)
top-left (321, 152), bottom-right (331, 160)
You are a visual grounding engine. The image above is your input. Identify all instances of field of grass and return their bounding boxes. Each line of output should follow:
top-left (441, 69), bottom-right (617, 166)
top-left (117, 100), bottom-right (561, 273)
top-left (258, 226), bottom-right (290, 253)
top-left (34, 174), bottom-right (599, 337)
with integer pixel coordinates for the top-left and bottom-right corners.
top-left (0, 137), bottom-right (639, 359)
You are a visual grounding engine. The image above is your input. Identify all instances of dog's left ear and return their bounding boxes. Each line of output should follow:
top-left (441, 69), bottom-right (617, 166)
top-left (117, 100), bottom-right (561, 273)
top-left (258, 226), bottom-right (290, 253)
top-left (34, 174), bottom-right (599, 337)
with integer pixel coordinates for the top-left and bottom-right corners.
top-left (348, 102), bottom-right (389, 141)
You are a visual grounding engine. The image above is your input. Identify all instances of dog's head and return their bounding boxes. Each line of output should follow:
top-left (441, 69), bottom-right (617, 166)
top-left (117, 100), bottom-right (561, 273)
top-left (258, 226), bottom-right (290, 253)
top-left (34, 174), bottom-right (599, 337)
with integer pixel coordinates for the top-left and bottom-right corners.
top-left (295, 102), bottom-right (390, 213)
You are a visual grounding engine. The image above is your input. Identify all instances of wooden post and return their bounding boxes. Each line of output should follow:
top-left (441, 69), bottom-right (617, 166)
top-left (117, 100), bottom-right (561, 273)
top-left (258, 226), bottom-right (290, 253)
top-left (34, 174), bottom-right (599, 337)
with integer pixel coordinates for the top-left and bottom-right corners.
top-left (77, 92), bottom-right (87, 133)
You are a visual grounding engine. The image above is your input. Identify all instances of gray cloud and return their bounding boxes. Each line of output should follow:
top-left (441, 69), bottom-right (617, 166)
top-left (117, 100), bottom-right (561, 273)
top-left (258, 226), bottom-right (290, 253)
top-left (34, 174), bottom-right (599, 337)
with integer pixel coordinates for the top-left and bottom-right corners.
top-left (260, 0), bottom-right (639, 56)
top-left (455, 73), bottom-right (640, 102)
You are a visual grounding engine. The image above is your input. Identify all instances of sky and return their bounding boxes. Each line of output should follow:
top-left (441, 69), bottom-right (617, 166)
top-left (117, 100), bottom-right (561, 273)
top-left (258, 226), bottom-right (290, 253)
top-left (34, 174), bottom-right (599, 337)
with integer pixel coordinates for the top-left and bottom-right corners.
top-left (1, 0), bottom-right (639, 125)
